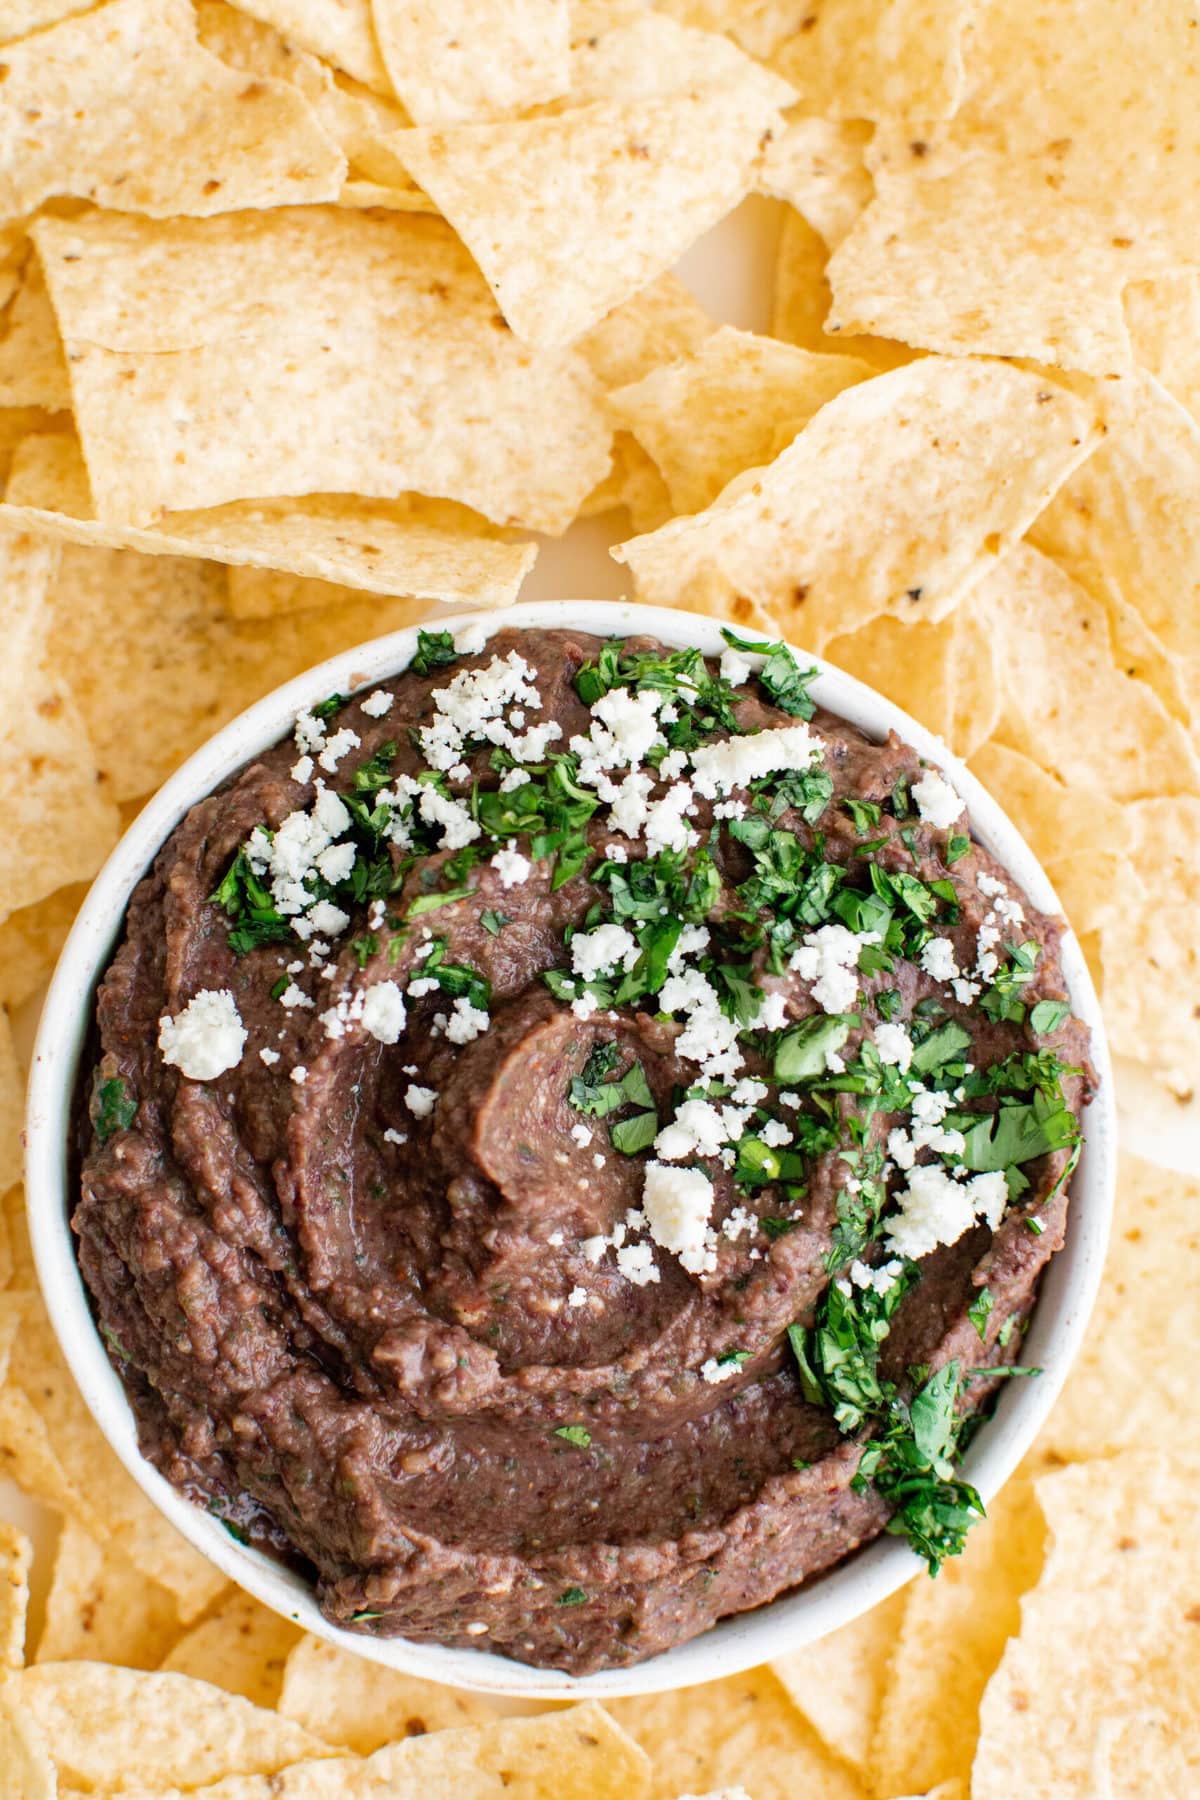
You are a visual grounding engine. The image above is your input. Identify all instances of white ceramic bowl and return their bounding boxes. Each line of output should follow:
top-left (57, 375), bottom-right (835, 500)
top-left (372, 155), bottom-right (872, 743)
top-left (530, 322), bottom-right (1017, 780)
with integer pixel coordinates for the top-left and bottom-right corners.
top-left (24, 598), bottom-right (1116, 1701)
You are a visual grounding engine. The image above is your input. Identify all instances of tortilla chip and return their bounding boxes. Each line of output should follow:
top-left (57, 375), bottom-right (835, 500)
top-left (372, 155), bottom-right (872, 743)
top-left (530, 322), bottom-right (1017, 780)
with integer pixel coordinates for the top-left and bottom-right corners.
top-left (6, 1291), bottom-right (227, 1619)
top-left (759, 115), bottom-right (874, 249)
top-left (390, 79), bottom-right (788, 348)
top-left (35, 1519), bottom-right (183, 1669)
top-left (0, 1691), bottom-right (55, 1800)
top-left (967, 542), bottom-right (1200, 800)
top-left (0, 0), bottom-right (346, 219)
top-left (372, 0), bottom-right (568, 124)
top-left (11, 1662), bottom-right (331, 1791)
top-left (577, 274), bottom-right (715, 393)
top-left (581, 433), bottom-right (675, 533)
top-left (277, 1633), bottom-right (521, 1752)
top-left (561, 11), bottom-right (795, 109)
top-left (0, 1520), bottom-right (31, 1669)
top-left (160, 1590), bottom-right (299, 1708)
top-left (224, 0), bottom-right (389, 89)
top-left (109, 1702), bottom-right (649, 1799)
top-left (770, 0), bottom-right (972, 120)
top-left (1093, 797), bottom-right (1200, 1091)
top-left (610, 1667), bottom-right (862, 1800)
top-left (0, 1184), bottom-right (32, 1288)
top-left (772, 206), bottom-right (915, 372)
top-left (0, 0), bottom-right (93, 35)
top-left (653, 0), bottom-right (800, 61)
top-left (1125, 273), bottom-right (1200, 428)
top-left (0, 1010), bottom-right (21, 1193)
top-left (0, 884), bottom-right (85, 1010)
top-left (1037, 1153), bottom-right (1200, 1469)
top-left (4, 432), bottom-right (536, 608)
top-left (0, 256), bottom-right (70, 412)
top-left (613, 358), bottom-right (1103, 648)
top-left (870, 1477), bottom-right (1046, 1795)
top-left (974, 1454), bottom-right (1200, 1799)
top-left (34, 210), bottom-right (610, 533)
top-left (610, 324), bottom-right (872, 513)
top-left (193, 1), bottom-right (431, 206)
top-left (1027, 372), bottom-right (1200, 719)
top-left (771, 1587), bottom-right (906, 1773)
top-left (225, 570), bottom-right (429, 621)
top-left (823, 594), bottom-right (1002, 757)
top-left (827, 0), bottom-right (1200, 372)
top-left (0, 528), bottom-right (119, 921)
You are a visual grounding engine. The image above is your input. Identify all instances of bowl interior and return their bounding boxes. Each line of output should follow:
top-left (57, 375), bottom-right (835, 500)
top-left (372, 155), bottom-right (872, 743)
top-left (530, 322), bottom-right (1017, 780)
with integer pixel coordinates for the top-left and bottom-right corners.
top-left (23, 598), bottom-right (1117, 1700)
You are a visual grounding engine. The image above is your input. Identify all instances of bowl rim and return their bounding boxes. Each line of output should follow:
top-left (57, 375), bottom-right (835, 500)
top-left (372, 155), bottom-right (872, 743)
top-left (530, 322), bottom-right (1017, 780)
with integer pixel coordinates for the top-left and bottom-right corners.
top-left (23, 596), bottom-right (1117, 1701)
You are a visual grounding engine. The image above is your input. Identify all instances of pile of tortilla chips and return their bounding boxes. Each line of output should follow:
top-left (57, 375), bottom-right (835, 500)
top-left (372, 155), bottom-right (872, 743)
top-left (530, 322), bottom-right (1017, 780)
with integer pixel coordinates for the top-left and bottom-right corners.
top-left (0, 0), bottom-right (1198, 1793)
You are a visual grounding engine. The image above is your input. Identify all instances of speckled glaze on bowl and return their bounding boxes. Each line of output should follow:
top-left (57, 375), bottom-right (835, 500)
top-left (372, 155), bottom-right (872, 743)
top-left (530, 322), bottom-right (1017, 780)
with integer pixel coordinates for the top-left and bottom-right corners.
top-left (24, 599), bottom-right (1116, 1701)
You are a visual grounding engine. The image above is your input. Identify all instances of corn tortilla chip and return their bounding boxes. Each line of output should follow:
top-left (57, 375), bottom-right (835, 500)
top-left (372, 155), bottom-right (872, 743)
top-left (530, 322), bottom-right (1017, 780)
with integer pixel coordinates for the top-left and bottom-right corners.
top-left (0, 1691), bottom-right (54, 1800)
top-left (390, 81), bottom-right (788, 348)
top-left (770, 1587), bottom-right (906, 1773)
top-left (969, 542), bottom-right (1200, 800)
top-left (0, 883), bottom-right (85, 1009)
top-left (967, 740), bottom-right (1135, 874)
top-left (193, 1), bottom-right (431, 207)
top-left (1028, 372), bottom-right (1200, 718)
top-left (610, 1667), bottom-right (862, 1800)
top-left (770, 0), bottom-right (971, 120)
top-left (0, 528), bottom-right (119, 921)
top-left (1038, 1152), bottom-right (1200, 1465)
top-left (1, 1184), bottom-right (32, 1287)
top-left (0, 0), bottom-right (346, 219)
top-left (161, 1590), bottom-right (299, 1708)
top-left (372, 0), bottom-right (568, 125)
top-left (35, 1519), bottom-right (183, 1669)
top-left (581, 432), bottom-right (675, 534)
top-left (225, 0), bottom-right (389, 89)
top-left (823, 593), bottom-right (1002, 758)
top-left (0, 1009), bottom-right (21, 1193)
top-left (12, 1662), bottom-right (332, 1791)
top-left (0, 1520), bottom-right (30, 1669)
top-left (772, 206), bottom-right (915, 372)
top-left (577, 274), bottom-right (715, 392)
top-left (4, 432), bottom-right (536, 606)
top-left (610, 324), bottom-right (873, 513)
top-left (1092, 797), bottom-right (1200, 1091)
top-left (654, 0), bottom-right (800, 61)
top-left (0, 0), bottom-right (92, 36)
top-left (973, 1454), bottom-right (1200, 1799)
top-left (0, 256), bottom-right (70, 411)
top-left (277, 1633), bottom-right (531, 1752)
top-left (225, 570), bottom-right (453, 622)
top-left (759, 116), bottom-right (874, 250)
top-left (107, 1702), bottom-right (648, 1799)
top-left (34, 209), bottom-right (611, 533)
top-left (828, 0), bottom-right (1200, 372)
top-left (560, 12), bottom-right (795, 110)
top-left (871, 1478), bottom-right (1046, 1796)
top-left (1125, 273), bottom-right (1200, 428)
top-left (613, 358), bottom-right (1103, 648)
top-left (7, 1292), bottom-right (227, 1619)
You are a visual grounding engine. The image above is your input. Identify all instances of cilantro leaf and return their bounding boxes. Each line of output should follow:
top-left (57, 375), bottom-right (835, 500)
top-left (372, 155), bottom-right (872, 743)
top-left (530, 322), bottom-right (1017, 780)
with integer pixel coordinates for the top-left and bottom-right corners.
top-left (1030, 998), bottom-right (1071, 1035)
top-left (409, 630), bottom-right (458, 677)
top-left (955, 1089), bottom-right (1079, 1175)
top-left (554, 1425), bottom-right (592, 1448)
top-left (967, 1288), bottom-right (994, 1341)
top-left (92, 1075), bottom-right (136, 1142)
top-left (774, 1013), bottom-right (853, 1083)
top-left (480, 909), bottom-right (511, 937)
top-left (610, 1110), bottom-right (658, 1156)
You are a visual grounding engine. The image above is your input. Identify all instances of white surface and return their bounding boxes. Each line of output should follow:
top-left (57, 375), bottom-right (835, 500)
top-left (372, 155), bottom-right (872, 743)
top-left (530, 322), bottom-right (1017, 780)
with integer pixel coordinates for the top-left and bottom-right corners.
top-left (24, 596), bottom-right (1117, 1701)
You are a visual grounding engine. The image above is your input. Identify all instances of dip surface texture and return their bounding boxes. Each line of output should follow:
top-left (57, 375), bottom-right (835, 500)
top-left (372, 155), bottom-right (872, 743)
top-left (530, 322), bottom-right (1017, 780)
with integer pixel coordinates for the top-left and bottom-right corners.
top-left (76, 626), bottom-right (1094, 1673)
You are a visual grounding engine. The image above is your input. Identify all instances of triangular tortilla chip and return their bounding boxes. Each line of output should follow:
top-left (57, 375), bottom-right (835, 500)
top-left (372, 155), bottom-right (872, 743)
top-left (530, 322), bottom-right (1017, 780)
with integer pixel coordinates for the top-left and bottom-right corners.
top-left (609, 323), bottom-right (872, 513)
top-left (34, 209), bottom-right (610, 532)
top-left (35, 1520), bottom-right (183, 1669)
top-left (224, 0), bottom-right (390, 89)
top-left (161, 1590), bottom-right (300, 1707)
top-left (772, 206), bottom-right (914, 372)
top-left (0, 0), bottom-right (345, 219)
top-left (577, 274), bottom-right (715, 392)
top-left (613, 357), bottom-right (1103, 648)
top-left (371, 0), bottom-right (569, 124)
top-left (769, 0), bottom-right (973, 120)
top-left (277, 1633), bottom-right (518, 1751)
top-left (391, 79), bottom-right (788, 346)
top-left (0, 1521), bottom-right (31, 1670)
top-left (1125, 273), bottom-right (1200, 427)
top-left (0, 256), bottom-right (70, 411)
top-left (824, 594), bottom-right (1002, 757)
top-left (759, 115), bottom-right (874, 249)
top-left (771, 1588), bottom-right (907, 1772)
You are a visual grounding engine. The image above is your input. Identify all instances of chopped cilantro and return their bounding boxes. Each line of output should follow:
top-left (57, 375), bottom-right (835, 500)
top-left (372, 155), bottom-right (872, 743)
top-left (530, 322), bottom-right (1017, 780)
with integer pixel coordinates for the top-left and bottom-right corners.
top-left (269, 975), bottom-right (288, 1001)
top-left (980, 940), bottom-right (1041, 1024)
top-left (480, 909), bottom-right (511, 937)
top-left (209, 847), bottom-right (292, 958)
top-left (762, 1215), bottom-right (799, 1240)
top-left (955, 1088), bottom-right (1079, 1176)
top-left (405, 886), bottom-right (474, 918)
top-left (351, 933), bottom-right (378, 968)
top-left (92, 1075), bottom-right (136, 1142)
top-left (774, 1013), bottom-right (853, 1083)
top-left (1030, 998), bottom-right (1071, 1035)
top-left (610, 1111), bottom-right (659, 1156)
top-left (788, 1266), bottom-right (913, 1433)
top-left (558, 1586), bottom-right (588, 1606)
top-left (312, 692), bottom-right (349, 720)
top-left (945, 834), bottom-right (971, 864)
top-left (844, 798), bottom-right (882, 836)
top-left (875, 989), bottom-right (903, 1021)
top-left (409, 629), bottom-right (458, 677)
top-left (569, 1051), bottom-right (655, 1122)
top-left (967, 1288), bottom-right (994, 1341)
top-left (910, 1019), bottom-right (972, 1077)
top-left (997, 1315), bottom-right (1017, 1348)
top-left (554, 1425), bottom-right (592, 1448)
top-left (735, 1135), bottom-right (807, 1189)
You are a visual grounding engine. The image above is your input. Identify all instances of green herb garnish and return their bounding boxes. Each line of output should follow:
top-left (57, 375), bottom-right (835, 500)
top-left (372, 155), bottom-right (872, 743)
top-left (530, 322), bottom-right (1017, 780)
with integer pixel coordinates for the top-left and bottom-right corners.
top-left (92, 1075), bottom-right (136, 1142)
